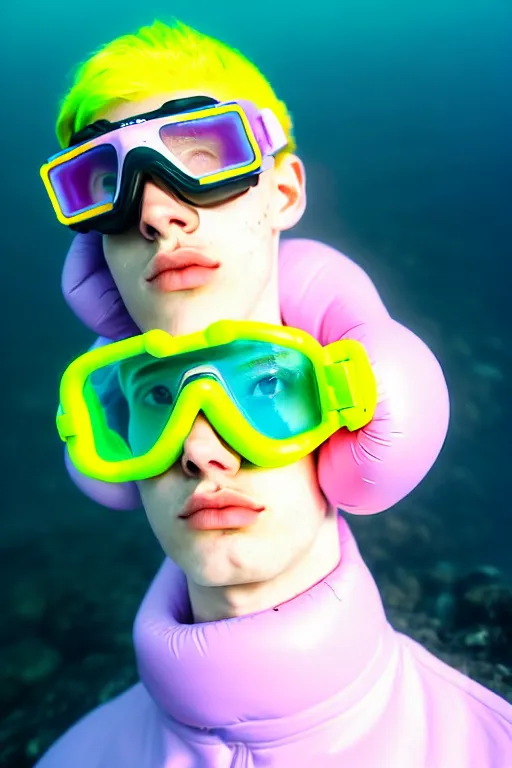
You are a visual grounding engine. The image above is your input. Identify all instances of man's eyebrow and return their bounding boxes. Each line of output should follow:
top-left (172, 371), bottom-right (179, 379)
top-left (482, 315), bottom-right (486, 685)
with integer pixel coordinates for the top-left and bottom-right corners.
top-left (120, 349), bottom-right (298, 391)
top-left (236, 353), bottom-right (293, 374)
top-left (120, 359), bottom-right (168, 389)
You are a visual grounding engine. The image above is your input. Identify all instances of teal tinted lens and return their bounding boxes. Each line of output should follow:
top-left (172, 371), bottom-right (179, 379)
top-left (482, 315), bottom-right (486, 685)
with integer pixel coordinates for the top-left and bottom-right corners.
top-left (85, 362), bottom-right (131, 461)
top-left (86, 356), bottom-right (174, 460)
top-left (114, 340), bottom-right (323, 456)
top-left (118, 353), bottom-right (183, 457)
top-left (217, 341), bottom-right (322, 439)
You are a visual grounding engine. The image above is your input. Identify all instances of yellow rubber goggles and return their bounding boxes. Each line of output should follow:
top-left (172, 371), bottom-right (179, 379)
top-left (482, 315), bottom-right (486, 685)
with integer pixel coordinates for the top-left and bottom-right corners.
top-left (57, 320), bottom-right (377, 483)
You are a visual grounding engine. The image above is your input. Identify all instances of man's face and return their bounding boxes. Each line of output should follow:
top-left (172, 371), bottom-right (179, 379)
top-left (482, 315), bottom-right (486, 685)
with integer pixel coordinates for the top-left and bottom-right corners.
top-left (137, 413), bottom-right (330, 593)
top-left (98, 93), bottom-right (306, 337)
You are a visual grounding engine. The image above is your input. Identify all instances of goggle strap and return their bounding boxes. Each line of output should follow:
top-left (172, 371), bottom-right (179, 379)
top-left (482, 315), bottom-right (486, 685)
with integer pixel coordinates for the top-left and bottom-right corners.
top-left (325, 361), bottom-right (358, 411)
top-left (56, 411), bottom-right (75, 440)
top-left (259, 108), bottom-right (289, 154)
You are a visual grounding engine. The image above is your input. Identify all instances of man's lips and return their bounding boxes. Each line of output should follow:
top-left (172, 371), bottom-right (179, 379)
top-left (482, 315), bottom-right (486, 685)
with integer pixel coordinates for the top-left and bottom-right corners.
top-left (146, 249), bottom-right (220, 282)
top-left (180, 490), bottom-right (265, 519)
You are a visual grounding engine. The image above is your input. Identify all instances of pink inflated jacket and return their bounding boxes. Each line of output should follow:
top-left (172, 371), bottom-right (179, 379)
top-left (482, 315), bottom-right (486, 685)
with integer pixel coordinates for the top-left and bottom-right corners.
top-left (35, 515), bottom-right (512, 768)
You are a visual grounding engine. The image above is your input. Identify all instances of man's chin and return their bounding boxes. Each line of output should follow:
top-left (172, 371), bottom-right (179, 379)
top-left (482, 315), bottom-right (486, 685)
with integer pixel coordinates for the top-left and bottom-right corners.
top-left (186, 565), bottom-right (250, 590)
top-left (144, 294), bottom-right (252, 336)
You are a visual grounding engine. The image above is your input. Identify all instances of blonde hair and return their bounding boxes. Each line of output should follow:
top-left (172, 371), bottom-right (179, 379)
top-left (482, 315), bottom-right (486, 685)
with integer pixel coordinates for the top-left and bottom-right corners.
top-left (56, 19), bottom-right (295, 162)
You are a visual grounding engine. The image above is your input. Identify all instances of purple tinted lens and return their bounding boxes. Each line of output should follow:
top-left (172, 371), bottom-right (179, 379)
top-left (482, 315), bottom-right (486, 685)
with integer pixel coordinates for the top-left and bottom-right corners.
top-left (50, 145), bottom-right (119, 217)
top-left (159, 112), bottom-right (255, 178)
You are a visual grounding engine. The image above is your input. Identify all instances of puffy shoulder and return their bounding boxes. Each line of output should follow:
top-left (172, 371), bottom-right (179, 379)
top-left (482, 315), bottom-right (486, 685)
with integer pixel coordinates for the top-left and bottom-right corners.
top-left (34, 684), bottom-right (161, 768)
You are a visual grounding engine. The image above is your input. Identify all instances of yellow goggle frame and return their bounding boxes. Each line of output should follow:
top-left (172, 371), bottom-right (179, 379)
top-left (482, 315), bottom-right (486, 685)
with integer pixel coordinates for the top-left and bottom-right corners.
top-left (40, 103), bottom-right (264, 229)
top-left (57, 320), bottom-right (378, 483)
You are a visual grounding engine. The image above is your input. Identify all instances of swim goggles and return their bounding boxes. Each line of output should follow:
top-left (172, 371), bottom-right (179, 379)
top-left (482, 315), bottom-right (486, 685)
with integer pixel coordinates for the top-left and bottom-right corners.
top-left (57, 320), bottom-right (377, 483)
top-left (40, 95), bottom-right (288, 234)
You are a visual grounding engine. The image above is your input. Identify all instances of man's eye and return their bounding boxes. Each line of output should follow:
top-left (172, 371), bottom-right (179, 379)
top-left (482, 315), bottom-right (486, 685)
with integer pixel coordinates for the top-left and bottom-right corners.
top-left (181, 148), bottom-right (222, 175)
top-left (142, 385), bottom-right (173, 406)
top-left (89, 171), bottom-right (117, 203)
top-left (100, 173), bottom-right (117, 193)
top-left (251, 376), bottom-right (285, 399)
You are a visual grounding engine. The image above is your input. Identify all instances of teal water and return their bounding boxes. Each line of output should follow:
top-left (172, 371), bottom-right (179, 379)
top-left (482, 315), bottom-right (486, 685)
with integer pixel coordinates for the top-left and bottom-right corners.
top-left (0, 2), bottom-right (510, 763)
top-left (3, 0), bottom-right (508, 559)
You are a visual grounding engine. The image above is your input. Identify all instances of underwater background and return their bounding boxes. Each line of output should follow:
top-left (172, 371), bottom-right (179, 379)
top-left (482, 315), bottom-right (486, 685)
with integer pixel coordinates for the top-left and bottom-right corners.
top-left (0, 0), bottom-right (510, 764)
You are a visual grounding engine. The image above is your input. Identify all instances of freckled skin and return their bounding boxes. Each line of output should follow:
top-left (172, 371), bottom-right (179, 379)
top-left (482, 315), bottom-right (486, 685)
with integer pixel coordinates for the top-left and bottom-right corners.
top-left (100, 95), bottom-right (287, 338)
top-left (103, 179), bottom-right (282, 337)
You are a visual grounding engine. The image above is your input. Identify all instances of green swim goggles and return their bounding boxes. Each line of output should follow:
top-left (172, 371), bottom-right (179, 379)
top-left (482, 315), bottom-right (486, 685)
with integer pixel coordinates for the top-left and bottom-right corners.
top-left (57, 320), bottom-right (377, 483)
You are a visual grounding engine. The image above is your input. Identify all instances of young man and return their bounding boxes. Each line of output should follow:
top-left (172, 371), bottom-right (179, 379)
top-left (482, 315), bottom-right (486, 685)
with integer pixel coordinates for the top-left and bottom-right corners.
top-left (36, 19), bottom-right (511, 767)
top-left (44, 19), bottom-right (450, 515)
top-left (39, 324), bottom-right (512, 767)
top-left (49, 20), bottom-right (305, 339)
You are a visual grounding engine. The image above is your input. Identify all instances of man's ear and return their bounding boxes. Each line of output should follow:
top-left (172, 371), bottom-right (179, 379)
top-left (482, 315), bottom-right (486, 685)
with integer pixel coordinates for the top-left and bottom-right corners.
top-left (270, 153), bottom-right (307, 231)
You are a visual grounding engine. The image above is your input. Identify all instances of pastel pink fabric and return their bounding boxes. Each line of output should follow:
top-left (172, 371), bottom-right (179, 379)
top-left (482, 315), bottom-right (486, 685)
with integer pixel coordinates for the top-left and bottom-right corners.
top-left (278, 239), bottom-right (450, 513)
top-left (61, 235), bottom-right (449, 514)
top-left (35, 515), bottom-right (512, 767)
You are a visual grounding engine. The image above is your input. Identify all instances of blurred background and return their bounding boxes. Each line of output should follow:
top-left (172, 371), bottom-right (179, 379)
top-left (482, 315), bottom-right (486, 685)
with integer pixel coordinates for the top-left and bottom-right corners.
top-left (0, 0), bottom-right (510, 764)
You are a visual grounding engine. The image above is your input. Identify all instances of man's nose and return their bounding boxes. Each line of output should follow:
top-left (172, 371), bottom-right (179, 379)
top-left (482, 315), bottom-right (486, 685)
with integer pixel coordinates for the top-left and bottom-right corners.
top-left (180, 414), bottom-right (241, 479)
top-left (139, 179), bottom-right (199, 240)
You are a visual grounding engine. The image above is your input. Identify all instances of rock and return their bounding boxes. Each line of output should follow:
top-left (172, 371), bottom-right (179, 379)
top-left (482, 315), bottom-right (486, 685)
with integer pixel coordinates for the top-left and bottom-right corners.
top-left (464, 627), bottom-right (490, 648)
top-left (430, 561), bottom-right (459, 588)
top-left (380, 568), bottom-right (421, 612)
top-left (434, 592), bottom-right (456, 623)
top-left (455, 566), bottom-right (503, 595)
top-left (458, 583), bottom-right (512, 632)
top-left (0, 638), bottom-right (61, 685)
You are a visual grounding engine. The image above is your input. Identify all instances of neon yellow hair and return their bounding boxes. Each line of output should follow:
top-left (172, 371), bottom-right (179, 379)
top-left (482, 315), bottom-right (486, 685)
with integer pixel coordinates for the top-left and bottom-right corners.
top-left (55, 19), bottom-right (295, 161)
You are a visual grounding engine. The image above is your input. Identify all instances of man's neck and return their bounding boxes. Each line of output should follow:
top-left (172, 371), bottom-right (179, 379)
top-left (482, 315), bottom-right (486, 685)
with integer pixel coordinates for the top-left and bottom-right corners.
top-left (247, 278), bottom-right (283, 326)
top-left (186, 509), bottom-right (341, 623)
